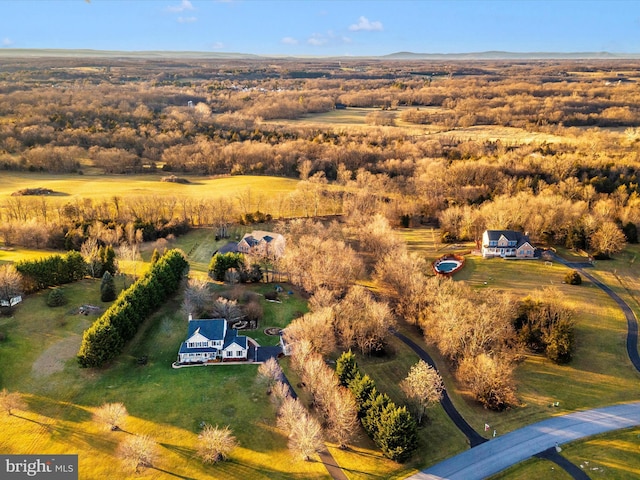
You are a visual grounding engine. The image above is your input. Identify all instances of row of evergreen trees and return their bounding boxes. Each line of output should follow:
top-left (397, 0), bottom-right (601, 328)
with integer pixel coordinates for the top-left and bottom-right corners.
top-left (16, 251), bottom-right (87, 293)
top-left (335, 351), bottom-right (418, 462)
top-left (77, 249), bottom-right (189, 368)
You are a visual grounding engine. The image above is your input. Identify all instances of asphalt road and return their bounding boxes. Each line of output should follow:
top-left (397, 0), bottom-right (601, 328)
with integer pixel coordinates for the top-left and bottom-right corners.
top-left (409, 402), bottom-right (640, 480)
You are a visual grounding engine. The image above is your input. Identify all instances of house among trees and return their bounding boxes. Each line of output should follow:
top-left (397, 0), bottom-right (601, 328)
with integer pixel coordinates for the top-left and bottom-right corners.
top-left (177, 315), bottom-right (249, 364)
top-left (481, 230), bottom-right (536, 259)
top-left (236, 231), bottom-right (285, 259)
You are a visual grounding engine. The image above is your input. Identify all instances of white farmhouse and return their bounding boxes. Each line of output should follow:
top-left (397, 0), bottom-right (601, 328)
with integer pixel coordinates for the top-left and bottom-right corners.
top-left (177, 316), bottom-right (248, 364)
top-left (481, 230), bottom-right (536, 259)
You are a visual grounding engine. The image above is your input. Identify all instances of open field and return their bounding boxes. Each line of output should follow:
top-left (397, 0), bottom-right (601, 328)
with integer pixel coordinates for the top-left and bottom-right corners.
top-left (399, 227), bottom-right (640, 438)
top-left (0, 172), bottom-right (299, 205)
top-left (0, 247), bottom-right (60, 265)
top-left (272, 107), bottom-right (572, 143)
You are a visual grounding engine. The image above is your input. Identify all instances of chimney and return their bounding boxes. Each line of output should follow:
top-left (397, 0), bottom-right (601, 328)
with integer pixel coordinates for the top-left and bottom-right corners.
top-left (188, 313), bottom-right (193, 321)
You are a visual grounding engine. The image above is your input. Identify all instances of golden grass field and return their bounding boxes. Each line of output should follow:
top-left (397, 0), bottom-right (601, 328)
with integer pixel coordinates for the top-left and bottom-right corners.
top-left (0, 172), bottom-right (300, 204)
top-left (269, 107), bottom-right (571, 144)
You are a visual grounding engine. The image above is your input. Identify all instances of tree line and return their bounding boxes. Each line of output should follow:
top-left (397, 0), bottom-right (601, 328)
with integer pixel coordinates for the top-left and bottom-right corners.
top-left (77, 249), bottom-right (188, 368)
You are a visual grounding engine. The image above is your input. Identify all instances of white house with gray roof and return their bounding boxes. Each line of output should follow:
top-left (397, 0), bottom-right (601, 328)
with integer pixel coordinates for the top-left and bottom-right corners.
top-left (177, 316), bottom-right (249, 364)
top-left (481, 230), bottom-right (536, 259)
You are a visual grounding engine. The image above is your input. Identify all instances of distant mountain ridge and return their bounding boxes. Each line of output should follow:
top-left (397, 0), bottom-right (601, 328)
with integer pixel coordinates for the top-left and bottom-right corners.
top-left (382, 51), bottom-right (640, 60)
top-left (0, 48), bottom-right (638, 60)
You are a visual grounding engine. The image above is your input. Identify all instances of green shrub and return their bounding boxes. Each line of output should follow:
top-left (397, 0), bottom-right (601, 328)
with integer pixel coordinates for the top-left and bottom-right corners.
top-left (565, 270), bottom-right (582, 285)
top-left (16, 251), bottom-right (86, 292)
top-left (47, 288), bottom-right (67, 307)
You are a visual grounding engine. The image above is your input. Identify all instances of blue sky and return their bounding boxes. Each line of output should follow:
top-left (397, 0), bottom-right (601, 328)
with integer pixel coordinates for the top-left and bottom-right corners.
top-left (0, 1), bottom-right (639, 56)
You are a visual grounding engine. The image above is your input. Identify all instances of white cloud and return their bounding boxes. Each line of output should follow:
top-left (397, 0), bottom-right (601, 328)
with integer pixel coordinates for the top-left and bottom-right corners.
top-left (342, 36), bottom-right (352, 44)
top-left (177, 16), bottom-right (197, 23)
top-left (2, 38), bottom-right (13, 47)
top-left (308, 34), bottom-right (328, 46)
top-left (281, 37), bottom-right (298, 45)
top-left (211, 42), bottom-right (224, 50)
top-left (166, 0), bottom-right (194, 13)
top-left (348, 16), bottom-right (383, 32)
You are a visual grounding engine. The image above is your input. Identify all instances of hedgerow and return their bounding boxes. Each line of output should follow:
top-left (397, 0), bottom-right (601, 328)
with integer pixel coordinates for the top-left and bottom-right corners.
top-left (77, 249), bottom-right (188, 368)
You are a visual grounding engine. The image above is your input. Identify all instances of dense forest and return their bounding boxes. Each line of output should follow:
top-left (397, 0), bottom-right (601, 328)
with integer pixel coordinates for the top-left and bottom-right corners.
top-left (0, 56), bottom-right (638, 256)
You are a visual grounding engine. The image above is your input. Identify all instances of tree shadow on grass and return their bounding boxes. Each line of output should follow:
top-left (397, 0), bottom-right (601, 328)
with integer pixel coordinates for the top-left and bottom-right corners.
top-left (160, 442), bottom-right (197, 461)
top-left (48, 422), bottom-right (118, 454)
top-left (26, 395), bottom-right (92, 423)
top-left (308, 453), bottom-right (388, 479)
top-left (151, 466), bottom-right (198, 480)
top-left (10, 412), bottom-right (53, 430)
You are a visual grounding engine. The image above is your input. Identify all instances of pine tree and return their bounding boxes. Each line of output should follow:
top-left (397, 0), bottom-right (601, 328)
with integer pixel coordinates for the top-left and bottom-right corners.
top-left (374, 405), bottom-right (418, 462)
top-left (101, 271), bottom-right (117, 302)
top-left (336, 350), bottom-right (358, 386)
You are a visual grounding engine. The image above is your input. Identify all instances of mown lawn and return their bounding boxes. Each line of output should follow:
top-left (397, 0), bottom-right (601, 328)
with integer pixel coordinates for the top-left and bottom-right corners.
top-left (400, 227), bottom-right (640, 437)
top-left (0, 279), bottom-right (330, 480)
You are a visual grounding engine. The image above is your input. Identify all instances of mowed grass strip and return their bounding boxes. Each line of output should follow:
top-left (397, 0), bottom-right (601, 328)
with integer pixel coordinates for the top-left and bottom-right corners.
top-left (489, 456), bottom-right (574, 480)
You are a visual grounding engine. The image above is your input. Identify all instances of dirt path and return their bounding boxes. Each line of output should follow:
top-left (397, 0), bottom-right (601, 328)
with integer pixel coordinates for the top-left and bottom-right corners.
top-left (31, 334), bottom-right (82, 377)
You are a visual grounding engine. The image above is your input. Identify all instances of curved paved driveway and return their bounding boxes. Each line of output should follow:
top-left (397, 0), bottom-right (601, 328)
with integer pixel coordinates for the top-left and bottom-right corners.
top-left (551, 253), bottom-right (640, 371)
top-left (409, 402), bottom-right (640, 480)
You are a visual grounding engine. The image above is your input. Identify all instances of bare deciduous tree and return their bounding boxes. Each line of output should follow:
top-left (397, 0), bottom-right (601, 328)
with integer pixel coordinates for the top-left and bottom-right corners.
top-left (334, 286), bottom-right (395, 355)
top-left (326, 386), bottom-right (359, 449)
top-left (288, 412), bottom-right (324, 461)
top-left (0, 389), bottom-right (26, 415)
top-left (211, 297), bottom-right (244, 323)
top-left (590, 221), bottom-right (626, 257)
top-left (93, 402), bottom-right (128, 431)
top-left (456, 353), bottom-right (518, 411)
top-left (277, 397), bottom-right (307, 434)
top-left (283, 308), bottom-right (336, 357)
top-left (181, 278), bottom-right (212, 317)
top-left (400, 361), bottom-right (444, 424)
top-left (257, 357), bottom-right (283, 393)
top-left (270, 380), bottom-right (291, 409)
top-left (118, 435), bottom-right (158, 473)
top-left (0, 265), bottom-right (23, 307)
top-left (197, 424), bottom-right (238, 464)
top-left (81, 237), bottom-right (101, 278)
top-left (374, 250), bottom-right (430, 325)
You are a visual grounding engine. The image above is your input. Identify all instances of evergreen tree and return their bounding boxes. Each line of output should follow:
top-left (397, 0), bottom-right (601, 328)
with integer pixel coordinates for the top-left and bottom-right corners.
top-left (101, 271), bottom-right (117, 302)
top-left (47, 288), bottom-right (67, 307)
top-left (336, 350), bottom-right (358, 386)
top-left (150, 248), bottom-right (160, 265)
top-left (209, 253), bottom-right (244, 281)
top-left (100, 245), bottom-right (117, 275)
top-left (347, 373), bottom-right (377, 417)
top-left (362, 392), bottom-right (391, 435)
top-left (374, 405), bottom-right (418, 462)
